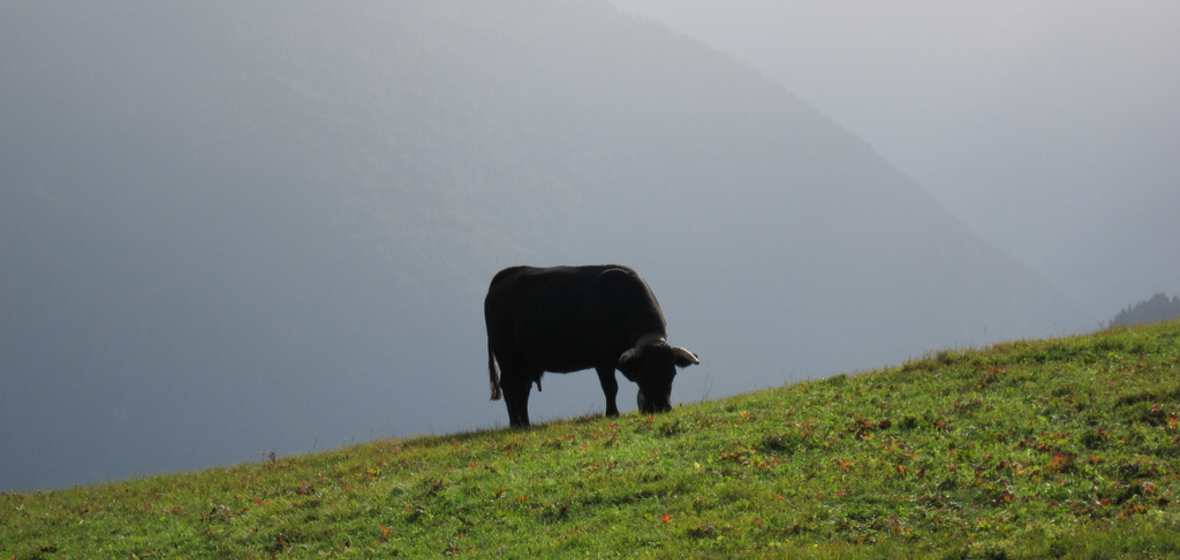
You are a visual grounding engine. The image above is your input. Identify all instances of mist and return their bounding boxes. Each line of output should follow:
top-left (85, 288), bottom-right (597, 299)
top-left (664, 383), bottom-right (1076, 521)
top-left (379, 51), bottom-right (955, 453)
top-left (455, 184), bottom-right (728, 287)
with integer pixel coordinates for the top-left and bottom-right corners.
top-left (2, 1), bottom-right (1097, 492)
top-left (611, 0), bottom-right (1180, 317)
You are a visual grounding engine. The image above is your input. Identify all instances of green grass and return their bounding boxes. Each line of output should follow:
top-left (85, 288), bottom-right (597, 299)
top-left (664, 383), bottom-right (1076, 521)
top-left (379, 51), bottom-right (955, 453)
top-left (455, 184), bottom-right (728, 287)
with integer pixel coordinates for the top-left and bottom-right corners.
top-left (4, 321), bottom-right (1180, 559)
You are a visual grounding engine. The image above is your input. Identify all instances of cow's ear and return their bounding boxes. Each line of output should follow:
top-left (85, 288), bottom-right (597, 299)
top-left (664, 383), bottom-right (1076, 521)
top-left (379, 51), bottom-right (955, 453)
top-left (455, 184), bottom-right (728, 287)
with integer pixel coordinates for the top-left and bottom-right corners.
top-left (617, 349), bottom-right (641, 378)
top-left (672, 347), bottom-right (699, 368)
top-left (619, 347), bottom-right (641, 365)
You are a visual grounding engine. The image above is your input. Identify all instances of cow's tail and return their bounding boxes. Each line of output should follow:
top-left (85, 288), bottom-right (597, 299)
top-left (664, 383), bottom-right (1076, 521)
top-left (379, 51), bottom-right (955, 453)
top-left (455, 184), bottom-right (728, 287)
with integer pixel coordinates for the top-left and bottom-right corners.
top-left (488, 340), bottom-right (502, 401)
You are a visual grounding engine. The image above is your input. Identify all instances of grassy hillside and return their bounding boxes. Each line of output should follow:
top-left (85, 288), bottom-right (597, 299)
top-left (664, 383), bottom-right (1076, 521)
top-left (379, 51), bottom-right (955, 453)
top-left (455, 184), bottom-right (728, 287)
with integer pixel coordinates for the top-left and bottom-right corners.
top-left (4, 321), bottom-right (1179, 559)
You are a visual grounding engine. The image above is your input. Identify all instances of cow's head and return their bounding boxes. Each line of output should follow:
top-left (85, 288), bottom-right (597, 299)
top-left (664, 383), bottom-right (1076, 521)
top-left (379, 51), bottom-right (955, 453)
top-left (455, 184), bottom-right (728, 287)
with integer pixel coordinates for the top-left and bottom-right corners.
top-left (618, 338), bottom-right (699, 414)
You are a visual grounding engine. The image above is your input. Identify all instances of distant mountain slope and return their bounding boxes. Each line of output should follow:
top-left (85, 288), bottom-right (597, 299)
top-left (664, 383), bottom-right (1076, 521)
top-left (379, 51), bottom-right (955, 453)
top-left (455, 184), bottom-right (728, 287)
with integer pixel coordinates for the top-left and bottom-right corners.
top-left (608, 1), bottom-right (1180, 319)
top-left (0, 0), bottom-right (1089, 491)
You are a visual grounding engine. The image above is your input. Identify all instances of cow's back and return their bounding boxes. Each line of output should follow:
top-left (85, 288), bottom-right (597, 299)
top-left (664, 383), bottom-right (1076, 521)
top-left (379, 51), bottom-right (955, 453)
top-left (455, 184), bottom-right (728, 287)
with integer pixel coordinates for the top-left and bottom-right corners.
top-left (484, 265), bottom-right (658, 373)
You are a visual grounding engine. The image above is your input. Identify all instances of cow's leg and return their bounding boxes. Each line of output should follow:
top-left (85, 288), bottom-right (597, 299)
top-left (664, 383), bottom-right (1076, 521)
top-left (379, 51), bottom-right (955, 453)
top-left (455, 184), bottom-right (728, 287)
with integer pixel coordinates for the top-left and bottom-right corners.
top-left (501, 374), bottom-right (533, 428)
top-left (596, 366), bottom-right (620, 417)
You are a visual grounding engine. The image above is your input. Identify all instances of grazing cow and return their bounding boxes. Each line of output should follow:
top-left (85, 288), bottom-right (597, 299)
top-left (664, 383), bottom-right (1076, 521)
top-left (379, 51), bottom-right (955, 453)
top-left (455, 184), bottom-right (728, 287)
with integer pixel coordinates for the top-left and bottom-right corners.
top-left (484, 265), bottom-right (699, 427)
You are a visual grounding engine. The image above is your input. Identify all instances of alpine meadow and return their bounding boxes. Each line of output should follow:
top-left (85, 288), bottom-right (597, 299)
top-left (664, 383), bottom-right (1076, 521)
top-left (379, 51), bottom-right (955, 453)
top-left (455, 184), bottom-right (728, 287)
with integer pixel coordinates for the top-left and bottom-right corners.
top-left (4, 321), bottom-right (1179, 558)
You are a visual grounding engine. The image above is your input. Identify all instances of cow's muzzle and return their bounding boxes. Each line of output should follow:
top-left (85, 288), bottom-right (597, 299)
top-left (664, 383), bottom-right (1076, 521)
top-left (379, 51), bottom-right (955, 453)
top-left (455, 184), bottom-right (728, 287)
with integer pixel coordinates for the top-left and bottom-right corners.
top-left (636, 389), bottom-right (672, 414)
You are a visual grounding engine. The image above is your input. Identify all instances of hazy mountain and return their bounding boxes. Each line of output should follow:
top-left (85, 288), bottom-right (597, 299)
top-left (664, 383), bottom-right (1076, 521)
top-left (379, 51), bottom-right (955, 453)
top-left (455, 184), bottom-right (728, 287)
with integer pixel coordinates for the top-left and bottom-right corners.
top-left (609, 1), bottom-right (1180, 318)
top-left (0, 0), bottom-right (1089, 491)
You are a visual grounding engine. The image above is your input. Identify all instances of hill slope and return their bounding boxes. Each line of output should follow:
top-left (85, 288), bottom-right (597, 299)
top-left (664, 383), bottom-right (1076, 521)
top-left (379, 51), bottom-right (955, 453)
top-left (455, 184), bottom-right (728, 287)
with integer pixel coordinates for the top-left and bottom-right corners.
top-left (1, 0), bottom-right (1090, 491)
top-left (4, 321), bottom-right (1178, 558)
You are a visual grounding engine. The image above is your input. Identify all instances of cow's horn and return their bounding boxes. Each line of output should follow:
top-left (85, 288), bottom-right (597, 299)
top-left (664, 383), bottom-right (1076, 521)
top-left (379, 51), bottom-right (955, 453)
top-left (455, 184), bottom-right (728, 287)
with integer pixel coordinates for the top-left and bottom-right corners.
top-left (672, 346), bottom-right (700, 366)
top-left (619, 346), bottom-right (641, 364)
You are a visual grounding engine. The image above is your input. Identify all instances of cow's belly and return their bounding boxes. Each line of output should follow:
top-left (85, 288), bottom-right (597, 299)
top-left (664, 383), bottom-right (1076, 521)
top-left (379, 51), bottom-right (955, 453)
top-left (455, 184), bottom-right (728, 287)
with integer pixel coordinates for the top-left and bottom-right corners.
top-left (524, 345), bottom-right (597, 374)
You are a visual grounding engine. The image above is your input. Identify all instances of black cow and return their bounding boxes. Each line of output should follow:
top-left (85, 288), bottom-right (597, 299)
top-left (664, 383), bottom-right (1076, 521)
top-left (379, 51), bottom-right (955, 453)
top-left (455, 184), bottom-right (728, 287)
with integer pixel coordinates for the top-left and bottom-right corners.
top-left (484, 265), bottom-right (699, 427)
